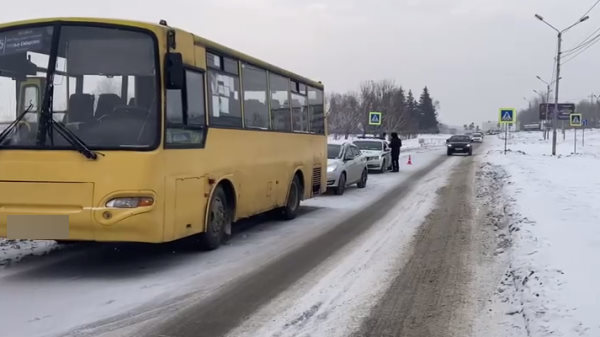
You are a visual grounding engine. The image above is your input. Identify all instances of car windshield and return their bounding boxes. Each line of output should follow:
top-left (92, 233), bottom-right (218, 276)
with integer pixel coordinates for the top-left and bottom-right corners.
top-left (450, 136), bottom-right (471, 142)
top-left (327, 144), bottom-right (342, 159)
top-left (0, 24), bottom-right (158, 149)
top-left (353, 140), bottom-right (383, 151)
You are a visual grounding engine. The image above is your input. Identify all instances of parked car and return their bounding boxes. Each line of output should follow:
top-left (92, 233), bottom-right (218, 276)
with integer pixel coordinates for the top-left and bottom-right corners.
top-left (446, 135), bottom-right (473, 156)
top-left (471, 132), bottom-right (483, 142)
top-left (353, 139), bottom-right (392, 173)
top-left (327, 143), bottom-right (368, 195)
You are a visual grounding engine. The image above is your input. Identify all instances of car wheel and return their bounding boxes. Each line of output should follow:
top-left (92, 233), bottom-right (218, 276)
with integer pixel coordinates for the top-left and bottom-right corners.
top-left (281, 175), bottom-right (302, 220)
top-left (357, 169), bottom-right (368, 188)
top-left (198, 186), bottom-right (231, 251)
top-left (335, 173), bottom-right (346, 195)
top-left (379, 159), bottom-right (387, 173)
top-left (468, 150), bottom-right (473, 156)
top-left (447, 150), bottom-right (452, 156)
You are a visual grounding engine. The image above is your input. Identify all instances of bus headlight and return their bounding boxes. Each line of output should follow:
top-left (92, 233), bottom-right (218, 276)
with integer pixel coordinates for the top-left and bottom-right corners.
top-left (106, 197), bottom-right (154, 208)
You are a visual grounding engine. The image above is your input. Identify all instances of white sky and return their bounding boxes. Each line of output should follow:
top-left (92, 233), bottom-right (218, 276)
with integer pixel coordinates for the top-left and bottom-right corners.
top-left (2, 0), bottom-right (600, 125)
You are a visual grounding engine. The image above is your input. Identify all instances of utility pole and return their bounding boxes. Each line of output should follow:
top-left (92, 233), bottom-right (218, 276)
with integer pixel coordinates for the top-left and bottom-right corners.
top-left (554, 32), bottom-right (562, 154)
top-left (535, 14), bottom-right (589, 156)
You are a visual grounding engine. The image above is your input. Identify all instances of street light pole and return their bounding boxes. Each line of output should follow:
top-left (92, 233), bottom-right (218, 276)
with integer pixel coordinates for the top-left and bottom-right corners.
top-left (553, 32), bottom-right (561, 155)
top-left (535, 14), bottom-right (589, 155)
top-left (537, 75), bottom-right (554, 140)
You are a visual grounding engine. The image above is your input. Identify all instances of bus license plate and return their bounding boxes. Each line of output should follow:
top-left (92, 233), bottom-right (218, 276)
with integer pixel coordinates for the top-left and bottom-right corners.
top-left (7, 215), bottom-right (69, 240)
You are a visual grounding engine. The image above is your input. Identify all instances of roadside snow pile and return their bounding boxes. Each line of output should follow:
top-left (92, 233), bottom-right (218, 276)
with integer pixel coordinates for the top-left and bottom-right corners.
top-left (478, 129), bottom-right (600, 337)
top-left (0, 239), bottom-right (57, 267)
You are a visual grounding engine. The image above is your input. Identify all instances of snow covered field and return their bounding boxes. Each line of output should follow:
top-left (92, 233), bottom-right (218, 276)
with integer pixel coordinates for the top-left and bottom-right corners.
top-left (0, 144), bottom-right (451, 337)
top-left (475, 129), bottom-right (600, 336)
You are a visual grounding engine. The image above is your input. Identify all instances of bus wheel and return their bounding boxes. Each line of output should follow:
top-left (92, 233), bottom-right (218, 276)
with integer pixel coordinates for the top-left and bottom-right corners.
top-left (281, 175), bottom-right (302, 220)
top-left (199, 186), bottom-right (231, 250)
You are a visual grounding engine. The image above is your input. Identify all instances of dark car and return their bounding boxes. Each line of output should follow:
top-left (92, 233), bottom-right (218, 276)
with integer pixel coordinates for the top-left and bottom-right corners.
top-left (446, 135), bottom-right (473, 156)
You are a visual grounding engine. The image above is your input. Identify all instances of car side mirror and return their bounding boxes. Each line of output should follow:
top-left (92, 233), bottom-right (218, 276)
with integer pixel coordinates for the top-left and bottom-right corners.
top-left (165, 52), bottom-right (184, 89)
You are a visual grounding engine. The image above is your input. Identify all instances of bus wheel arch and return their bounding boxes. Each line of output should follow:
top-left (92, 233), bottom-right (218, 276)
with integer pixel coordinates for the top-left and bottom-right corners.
top-left (281, 170), bottom-right (304, 220)
top-left (198, 179), bottom-right (236, 250)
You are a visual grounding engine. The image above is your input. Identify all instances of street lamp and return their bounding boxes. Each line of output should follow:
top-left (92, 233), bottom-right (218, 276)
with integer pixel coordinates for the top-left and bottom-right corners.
top-left (535, 14), bottom-right (589, 155)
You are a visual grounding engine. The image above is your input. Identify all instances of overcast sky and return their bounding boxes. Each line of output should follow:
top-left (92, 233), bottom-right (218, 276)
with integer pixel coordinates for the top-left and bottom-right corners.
top-left (2, 0), bottom-right (600, 125)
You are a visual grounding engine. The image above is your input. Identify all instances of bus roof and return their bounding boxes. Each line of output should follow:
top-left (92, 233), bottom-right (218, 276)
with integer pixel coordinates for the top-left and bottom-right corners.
top-left (0, 17), bottom-right (324, 89)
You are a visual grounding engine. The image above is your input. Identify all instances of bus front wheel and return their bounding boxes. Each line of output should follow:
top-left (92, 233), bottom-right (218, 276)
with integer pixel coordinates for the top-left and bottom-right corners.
top-left (281, 175), bottom-right (302, 220)
top-left (199, 186), bottom-right (232, 250)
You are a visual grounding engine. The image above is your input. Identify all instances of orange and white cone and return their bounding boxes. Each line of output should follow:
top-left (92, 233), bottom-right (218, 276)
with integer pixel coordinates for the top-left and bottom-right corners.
top-left (407, 155), bottom-right (413, 165)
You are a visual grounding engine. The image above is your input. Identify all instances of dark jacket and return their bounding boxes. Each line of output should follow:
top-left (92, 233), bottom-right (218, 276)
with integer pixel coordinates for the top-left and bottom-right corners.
top-left (389, 138), bottom-right (402, 156)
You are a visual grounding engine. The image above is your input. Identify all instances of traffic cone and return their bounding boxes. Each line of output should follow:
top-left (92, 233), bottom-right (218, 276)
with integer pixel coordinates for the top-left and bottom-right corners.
top-left (407, 154), bottom-right (413, 165)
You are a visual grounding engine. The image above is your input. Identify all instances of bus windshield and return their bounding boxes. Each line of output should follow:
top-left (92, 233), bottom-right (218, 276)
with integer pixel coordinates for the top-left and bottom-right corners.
top-left (0, 24), bottom-right (158, 150)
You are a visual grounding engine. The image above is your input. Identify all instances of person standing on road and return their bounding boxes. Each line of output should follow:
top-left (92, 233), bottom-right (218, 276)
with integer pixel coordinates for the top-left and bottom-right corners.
top-left (389, 132), bottom-right (402, 172)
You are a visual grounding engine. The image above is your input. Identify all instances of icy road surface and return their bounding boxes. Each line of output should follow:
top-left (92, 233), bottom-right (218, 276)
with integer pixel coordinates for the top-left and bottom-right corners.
top-left (1, 144), bottom-right (457, 337)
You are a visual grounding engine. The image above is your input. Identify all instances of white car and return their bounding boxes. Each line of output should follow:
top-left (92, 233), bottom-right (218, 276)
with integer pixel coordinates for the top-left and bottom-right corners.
top-left (471, 132), bottom-right (483, 142)
top-left (327, 143), bottom-right (368, 195)
top-left (353, 138), bottom-right (392, 173)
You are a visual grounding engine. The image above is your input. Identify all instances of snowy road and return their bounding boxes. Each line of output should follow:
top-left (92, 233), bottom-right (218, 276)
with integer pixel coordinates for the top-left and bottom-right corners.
top-left (0, 144), bottom-right (470, 337)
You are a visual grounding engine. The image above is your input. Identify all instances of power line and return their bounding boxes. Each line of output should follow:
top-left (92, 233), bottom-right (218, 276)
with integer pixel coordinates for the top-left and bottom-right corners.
top-left (561, 1), bottom-right (600, 55)
top-left (562, 34), bottom-right (600, 64)
top-left (563, 26), bottom-right (600, 54)
top-left (582, 0), bottom-right (600, 18)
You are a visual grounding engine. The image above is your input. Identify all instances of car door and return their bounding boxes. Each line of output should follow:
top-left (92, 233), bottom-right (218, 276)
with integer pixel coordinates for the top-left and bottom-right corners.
top-left (382, 142), bottom-right (391, 165)
top-left (350, 146), bottom-right (365, 183)
top-left (342, 145), bottom-right (355, 182)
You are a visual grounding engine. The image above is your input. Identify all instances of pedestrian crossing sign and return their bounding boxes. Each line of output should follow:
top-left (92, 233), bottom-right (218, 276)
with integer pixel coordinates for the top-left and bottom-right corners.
top-left (499, 108), bottom-right (515, 124)
top-left (369, 111), bottom-right (382, 126)
top-left (570, 113), bottom-right (582, 127)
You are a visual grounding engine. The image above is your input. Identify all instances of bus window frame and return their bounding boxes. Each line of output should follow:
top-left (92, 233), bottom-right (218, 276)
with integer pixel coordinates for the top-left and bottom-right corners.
top-left (164, 65), bottom-right (208, 149)
top-left (0, 21), bottom-right (162, 151)
top-left (203, 49), bottom-right (325, 135)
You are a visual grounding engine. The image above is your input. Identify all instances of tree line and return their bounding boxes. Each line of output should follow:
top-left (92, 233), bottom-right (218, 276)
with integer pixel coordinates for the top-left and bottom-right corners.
top-left (327, 80), bottom-right (441, 138)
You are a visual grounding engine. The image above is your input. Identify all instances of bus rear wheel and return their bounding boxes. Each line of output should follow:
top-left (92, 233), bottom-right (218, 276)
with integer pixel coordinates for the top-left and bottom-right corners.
top-left (198, 186), bottom-right (232, 250)
top-left (281, 175), bottom-right (302, 220)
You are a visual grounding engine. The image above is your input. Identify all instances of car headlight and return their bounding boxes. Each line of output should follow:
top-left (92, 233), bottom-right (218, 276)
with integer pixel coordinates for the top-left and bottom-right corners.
top-left (467, 144), bottom-right (472, 147)
top-left (327, 164), bottom-right (338, 173)
top-left (447, 144), bottom-right (453, 147)
top-left (106, 197), bottom-right (154, 208)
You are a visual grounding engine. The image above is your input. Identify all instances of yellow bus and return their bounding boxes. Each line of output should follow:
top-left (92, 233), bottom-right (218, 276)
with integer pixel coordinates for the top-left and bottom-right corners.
top-left (0, 18), bottom-right (326, 250)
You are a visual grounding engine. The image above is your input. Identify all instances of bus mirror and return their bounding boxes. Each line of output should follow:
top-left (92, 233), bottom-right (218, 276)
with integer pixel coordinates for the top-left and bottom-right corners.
top-left (165, 52), bottom-right (184, 89)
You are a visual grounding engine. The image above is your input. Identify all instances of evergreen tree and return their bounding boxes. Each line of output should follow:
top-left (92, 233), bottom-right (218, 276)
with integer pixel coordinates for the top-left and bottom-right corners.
top-left (406, 90), bottom-right (418, 133)
top-left (417, 87), bottom-right (439, 132)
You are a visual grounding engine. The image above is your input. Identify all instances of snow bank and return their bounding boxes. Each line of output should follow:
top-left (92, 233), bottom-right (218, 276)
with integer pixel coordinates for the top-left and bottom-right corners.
top-left (476, 129), bottom-right (600, 336)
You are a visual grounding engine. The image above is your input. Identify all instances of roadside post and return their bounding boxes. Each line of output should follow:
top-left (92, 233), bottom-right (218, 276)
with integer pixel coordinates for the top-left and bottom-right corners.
top-left (570, 113), bottom-right (582, 154)
top-left (583, 119), bottom-right (588, 147)
top-left (499, 108), bottom-right (516, 154)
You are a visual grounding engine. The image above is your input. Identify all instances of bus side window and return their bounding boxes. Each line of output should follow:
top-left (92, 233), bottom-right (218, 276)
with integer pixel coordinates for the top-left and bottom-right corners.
top-left (308, 86), bottom-right (324, 134)
top-left (165, 70), bottom-right (206, 147)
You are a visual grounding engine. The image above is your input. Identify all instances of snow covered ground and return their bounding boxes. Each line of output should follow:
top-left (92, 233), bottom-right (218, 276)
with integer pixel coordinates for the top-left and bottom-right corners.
top-left (228, 154), bottom-right (458, 337)
top-left (0, 143), bottom-right (451, 337)
top-left (474, 129), bottom-right (600, 337)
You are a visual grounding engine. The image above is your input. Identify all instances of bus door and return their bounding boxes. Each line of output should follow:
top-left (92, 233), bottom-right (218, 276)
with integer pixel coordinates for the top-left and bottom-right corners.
top-left (17, 77), bottom-right (45, 123)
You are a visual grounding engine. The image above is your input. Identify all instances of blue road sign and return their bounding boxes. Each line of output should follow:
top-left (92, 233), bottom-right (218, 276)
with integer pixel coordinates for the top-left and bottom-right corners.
top-left (368, 111), bottom-right (382, 126)
top-left (499, 108), bottom-right (515, 124)
top-left (583, 119), bottom-right (588, 127)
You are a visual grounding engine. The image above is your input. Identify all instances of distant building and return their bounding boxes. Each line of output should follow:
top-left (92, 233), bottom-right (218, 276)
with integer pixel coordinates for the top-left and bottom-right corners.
top-left (481, 121), bottom-right (499, 132)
